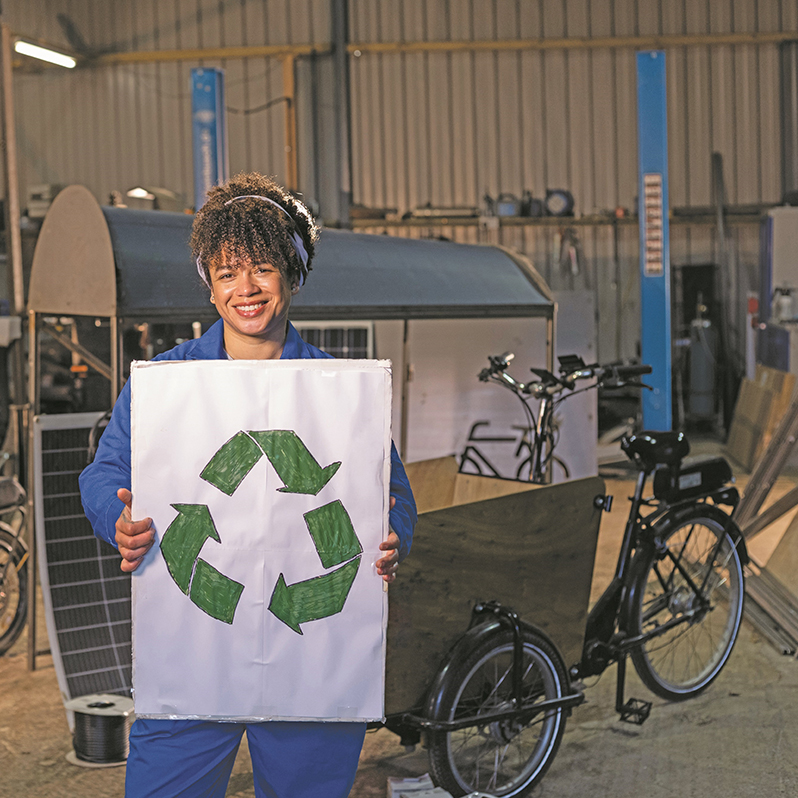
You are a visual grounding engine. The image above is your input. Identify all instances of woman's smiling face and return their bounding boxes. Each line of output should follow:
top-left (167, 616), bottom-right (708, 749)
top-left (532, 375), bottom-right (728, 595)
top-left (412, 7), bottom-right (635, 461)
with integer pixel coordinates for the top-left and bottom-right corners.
top-left (210, 251), bottom-right (297, 347)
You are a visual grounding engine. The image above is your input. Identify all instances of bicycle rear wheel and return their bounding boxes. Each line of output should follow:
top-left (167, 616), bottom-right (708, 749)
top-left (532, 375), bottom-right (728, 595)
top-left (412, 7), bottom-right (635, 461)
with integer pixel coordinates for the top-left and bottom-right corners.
top-left (627, 508), bottom-right (744, 700)
top-left (0, 526), bottom-right (28, 656)
top-left (428, 627), bottom-right (568, 797)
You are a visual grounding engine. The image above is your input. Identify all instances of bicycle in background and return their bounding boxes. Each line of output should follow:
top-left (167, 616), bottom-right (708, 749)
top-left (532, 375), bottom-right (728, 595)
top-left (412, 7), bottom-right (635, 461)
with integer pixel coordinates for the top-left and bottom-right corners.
top-left (0, 473), bottom-right (28, 656)
top-left (474, 352), bottom-right (650, 483)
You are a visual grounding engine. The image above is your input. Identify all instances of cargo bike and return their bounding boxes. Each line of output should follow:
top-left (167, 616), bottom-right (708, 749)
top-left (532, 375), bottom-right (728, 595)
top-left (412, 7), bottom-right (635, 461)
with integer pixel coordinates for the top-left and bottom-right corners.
top-left (378, 356), bottom-right (747, 797)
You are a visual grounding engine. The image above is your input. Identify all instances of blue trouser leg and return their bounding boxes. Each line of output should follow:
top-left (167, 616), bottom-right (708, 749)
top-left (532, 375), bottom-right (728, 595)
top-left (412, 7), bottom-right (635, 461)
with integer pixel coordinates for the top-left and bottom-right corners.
top-left (246, 721), bottom-right (366, 798)
top-left (124, 718), bottom-right (366, 798)
top-left (125, 719), bottom-right (244, 798)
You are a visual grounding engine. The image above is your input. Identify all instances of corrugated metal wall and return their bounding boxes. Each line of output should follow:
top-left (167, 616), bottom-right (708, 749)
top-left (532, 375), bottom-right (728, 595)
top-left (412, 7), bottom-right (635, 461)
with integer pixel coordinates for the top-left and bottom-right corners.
top-left (9, 1), bottom-right (331, 210)
top-left (5, 0), bottom-right (797, 361)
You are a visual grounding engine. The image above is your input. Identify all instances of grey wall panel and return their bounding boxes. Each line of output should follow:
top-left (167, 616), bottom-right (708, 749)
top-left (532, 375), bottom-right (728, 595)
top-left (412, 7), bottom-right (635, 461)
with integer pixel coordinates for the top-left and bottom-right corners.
top-left (473, 50), bottom-right (500, 199)
top-left (519, 50), bottom-right (548, 201)
top-left (591, 48), bottom-right (618, 212)
top-left (734, 45), bottom-right (763, 201)
top-left (613, 49), bottom-right (638, 212)
top-left (430, 52), bottom-right (455, 206)
top-left (758, 40), bottom-right (781, 202)
top-left (635, 0), bottom-right (658, 34)
top-left (567, 48), bottom-right (595, 214)
top-left (151, 0), bottom-right (193, 200)
top-left (613, 0), bottom-right (640, 36)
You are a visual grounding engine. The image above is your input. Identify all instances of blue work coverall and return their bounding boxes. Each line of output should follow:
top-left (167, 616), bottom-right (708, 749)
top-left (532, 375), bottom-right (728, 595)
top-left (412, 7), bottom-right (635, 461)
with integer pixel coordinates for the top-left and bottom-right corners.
top-left (79, 319), bottom-right (417, 798)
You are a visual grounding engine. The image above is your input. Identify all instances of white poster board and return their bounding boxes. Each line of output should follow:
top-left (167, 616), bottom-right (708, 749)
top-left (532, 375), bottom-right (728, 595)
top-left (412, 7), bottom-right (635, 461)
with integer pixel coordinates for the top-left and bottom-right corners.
top-left (129, 359), bottom-right (392, 722)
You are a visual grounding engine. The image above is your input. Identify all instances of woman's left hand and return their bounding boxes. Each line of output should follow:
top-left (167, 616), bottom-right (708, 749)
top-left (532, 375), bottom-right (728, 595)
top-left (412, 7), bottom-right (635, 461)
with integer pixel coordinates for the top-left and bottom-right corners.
top-left (377, 497), bottom-right (400, 583)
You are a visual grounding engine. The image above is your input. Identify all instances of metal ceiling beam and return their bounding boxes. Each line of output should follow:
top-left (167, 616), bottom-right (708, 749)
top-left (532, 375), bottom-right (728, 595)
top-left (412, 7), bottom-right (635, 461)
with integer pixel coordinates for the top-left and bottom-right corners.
top-left (93, 43), bottom-right (323, 65)
top-left (349, 31), bottom-right (798, 56)
top-left (69, 30), bottom-right (798, 67)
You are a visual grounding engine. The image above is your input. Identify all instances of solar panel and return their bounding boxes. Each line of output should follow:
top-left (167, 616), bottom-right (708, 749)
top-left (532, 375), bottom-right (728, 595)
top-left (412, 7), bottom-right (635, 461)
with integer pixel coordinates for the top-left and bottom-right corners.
top-left (292, 322), bottom-right (373, 359)
top-left (34, 412), bottom-right (132, 703)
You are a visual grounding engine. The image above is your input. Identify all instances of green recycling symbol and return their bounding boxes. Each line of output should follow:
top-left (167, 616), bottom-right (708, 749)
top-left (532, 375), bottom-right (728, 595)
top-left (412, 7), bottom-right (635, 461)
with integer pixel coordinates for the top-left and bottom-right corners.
top-left (159, 430), bottom-right (362, 633)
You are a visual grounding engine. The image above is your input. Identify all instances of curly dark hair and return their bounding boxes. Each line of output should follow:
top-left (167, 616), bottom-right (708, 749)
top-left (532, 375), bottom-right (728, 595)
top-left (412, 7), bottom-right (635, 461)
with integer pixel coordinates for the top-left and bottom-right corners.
top-left (190, 172), bottom-right (320, 290)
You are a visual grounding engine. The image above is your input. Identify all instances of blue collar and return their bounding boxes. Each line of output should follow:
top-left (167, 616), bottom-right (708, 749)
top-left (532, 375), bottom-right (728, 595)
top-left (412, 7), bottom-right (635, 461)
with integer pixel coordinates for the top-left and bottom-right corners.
top-left (185, 319), bottom-right (309, 361)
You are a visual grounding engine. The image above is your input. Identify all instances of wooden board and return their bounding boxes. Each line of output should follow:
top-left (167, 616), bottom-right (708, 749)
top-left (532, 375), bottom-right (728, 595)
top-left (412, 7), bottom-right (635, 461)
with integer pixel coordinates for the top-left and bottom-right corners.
top-left (404, 457), bottom-right (459, 513)
top-left (404, 456), bottom-right (540, 514)
top-left (726, 366), bottom-right (796, 469)
top-left (726, 378), bottom-right (773, 469)
top-left (385, 476), bottom-right (604, 715)
top-left (762, 509), bottom-right (798, 596)
top-left (451, 472), bottom-right (540, 506)
top-left (754, 364), bottom-right (797, 461)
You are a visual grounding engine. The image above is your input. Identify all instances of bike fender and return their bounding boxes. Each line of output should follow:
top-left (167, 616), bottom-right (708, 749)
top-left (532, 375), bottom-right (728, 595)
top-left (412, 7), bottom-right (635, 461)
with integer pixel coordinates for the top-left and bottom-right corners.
top-left (425, 619), bottom-right (505, 721)
top-left (424, 617), bottom-right (568, 721)
top-left (656, 503), bottom-right (749, 565)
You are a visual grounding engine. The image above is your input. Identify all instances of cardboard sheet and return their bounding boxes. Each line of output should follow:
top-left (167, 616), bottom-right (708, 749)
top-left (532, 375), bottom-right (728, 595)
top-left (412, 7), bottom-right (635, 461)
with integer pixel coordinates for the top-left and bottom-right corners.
top-left (129, 359), bottom-right (392, 722)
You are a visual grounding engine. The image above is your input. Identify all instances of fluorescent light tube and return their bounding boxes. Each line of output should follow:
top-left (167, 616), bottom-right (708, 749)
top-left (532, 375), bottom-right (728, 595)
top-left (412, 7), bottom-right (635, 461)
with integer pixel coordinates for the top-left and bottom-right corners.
top-left (14, 40), bottom-right (76, 69)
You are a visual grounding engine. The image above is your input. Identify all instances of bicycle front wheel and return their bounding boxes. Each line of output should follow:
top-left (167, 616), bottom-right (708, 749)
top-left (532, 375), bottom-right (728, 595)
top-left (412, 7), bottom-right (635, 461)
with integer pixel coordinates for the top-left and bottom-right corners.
top-left (627, 508), bottom-right (744, 700)
top-left (0, 526), bottom-right (28, 656)
top-left (428, 627), bottom-right (568, 797)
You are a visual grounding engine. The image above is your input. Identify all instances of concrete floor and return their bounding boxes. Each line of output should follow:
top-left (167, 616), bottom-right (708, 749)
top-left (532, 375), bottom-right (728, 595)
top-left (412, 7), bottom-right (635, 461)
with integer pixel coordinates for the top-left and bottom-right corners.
top-left (3, 462), bottom-right (798, 797)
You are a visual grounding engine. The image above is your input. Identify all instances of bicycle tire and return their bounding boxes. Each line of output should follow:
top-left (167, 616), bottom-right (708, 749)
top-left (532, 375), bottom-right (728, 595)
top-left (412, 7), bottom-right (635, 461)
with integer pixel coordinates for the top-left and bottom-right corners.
top-left (428, 627), bottom-right (568, 797)
top-left (626, 506), bottom-right (744, 701)
top-left (0, 526), bottom-right (28, 656)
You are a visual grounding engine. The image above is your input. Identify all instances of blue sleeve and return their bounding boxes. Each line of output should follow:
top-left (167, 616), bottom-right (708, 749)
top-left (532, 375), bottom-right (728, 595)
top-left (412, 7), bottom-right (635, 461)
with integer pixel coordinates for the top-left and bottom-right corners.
top-left (78, 380), bottom-right (132, 548)
top-left (389, 442), bottom-right (416, 561)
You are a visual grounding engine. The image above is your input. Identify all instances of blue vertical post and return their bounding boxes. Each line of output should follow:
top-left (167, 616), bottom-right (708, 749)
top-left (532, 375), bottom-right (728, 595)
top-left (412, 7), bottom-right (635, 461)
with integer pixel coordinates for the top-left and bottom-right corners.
top-left (191, 68), bottom-right (228, 212)
top-left (636, 50), bottom-right (672, 431)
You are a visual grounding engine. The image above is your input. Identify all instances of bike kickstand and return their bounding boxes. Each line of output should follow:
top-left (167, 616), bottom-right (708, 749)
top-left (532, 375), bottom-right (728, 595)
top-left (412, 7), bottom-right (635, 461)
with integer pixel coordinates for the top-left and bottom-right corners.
top-left (615, 655), bottom-right (652, 725)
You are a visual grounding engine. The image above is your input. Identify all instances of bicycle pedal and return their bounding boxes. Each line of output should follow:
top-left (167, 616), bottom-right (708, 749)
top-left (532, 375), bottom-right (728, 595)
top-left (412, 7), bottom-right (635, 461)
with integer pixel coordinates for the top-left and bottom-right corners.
top-left (619, 698), bottom-right (652, 725)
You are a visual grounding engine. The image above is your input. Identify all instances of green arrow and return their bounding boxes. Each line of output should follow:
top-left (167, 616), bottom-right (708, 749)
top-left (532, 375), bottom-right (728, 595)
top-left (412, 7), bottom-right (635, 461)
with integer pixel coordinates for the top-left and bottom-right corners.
top-left (190, 558), bottom-right (245, 624)
top-left (201, 431), bottom-right (264, 495)
top-left (268, 556), bottom-right (360, 634)
top-left (304, 500), bottom-right (362, 570)
top-left (248, 430), bottom-right (341, 494)
top-left (160, 504), bottom-right (220, 594)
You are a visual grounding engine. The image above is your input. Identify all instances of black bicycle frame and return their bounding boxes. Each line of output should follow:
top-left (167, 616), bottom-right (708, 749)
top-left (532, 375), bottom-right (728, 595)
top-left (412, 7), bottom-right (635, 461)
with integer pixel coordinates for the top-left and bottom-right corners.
top-left (574, 467), bottom-right (744, 719)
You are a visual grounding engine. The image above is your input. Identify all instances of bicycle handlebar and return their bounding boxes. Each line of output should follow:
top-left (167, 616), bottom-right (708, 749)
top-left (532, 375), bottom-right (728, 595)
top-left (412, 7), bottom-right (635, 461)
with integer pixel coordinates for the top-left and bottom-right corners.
top-left (606, 364), bottom-right (652, 378)
top-left (478, 352), bottom-right (515, 381)
top-left (478, 353), bottom-right (652, 397)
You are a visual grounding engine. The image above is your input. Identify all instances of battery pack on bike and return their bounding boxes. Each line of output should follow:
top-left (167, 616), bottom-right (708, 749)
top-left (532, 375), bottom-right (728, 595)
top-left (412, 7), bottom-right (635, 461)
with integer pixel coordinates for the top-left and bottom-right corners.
top-left (64, 693), bottom-right (134, 767)
top-left (652, 456), bottom-right (734, 503)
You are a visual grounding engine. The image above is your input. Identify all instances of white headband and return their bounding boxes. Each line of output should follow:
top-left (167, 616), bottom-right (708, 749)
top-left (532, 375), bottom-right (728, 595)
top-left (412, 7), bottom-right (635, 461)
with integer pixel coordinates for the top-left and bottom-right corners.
top-left (196, 194), bottom-right (309, 287)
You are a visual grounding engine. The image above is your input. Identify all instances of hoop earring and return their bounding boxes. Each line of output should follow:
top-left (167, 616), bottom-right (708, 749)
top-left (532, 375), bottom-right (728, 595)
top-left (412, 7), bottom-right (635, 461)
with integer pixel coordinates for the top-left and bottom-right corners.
top-left (210, 294), bottom-right (215, 303)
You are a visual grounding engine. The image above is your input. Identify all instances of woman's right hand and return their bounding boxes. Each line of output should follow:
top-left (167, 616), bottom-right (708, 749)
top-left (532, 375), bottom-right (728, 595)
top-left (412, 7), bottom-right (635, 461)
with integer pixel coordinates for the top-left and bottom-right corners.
top-left (115, 488), bottom-right (155, 572)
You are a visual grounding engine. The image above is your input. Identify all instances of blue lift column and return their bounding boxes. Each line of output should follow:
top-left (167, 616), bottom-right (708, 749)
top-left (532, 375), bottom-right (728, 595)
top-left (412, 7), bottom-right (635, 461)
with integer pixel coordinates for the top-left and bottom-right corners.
top-left (636, 50), bottom-right (672, 431)
top-left (191, 68), bottom-right (228, 212)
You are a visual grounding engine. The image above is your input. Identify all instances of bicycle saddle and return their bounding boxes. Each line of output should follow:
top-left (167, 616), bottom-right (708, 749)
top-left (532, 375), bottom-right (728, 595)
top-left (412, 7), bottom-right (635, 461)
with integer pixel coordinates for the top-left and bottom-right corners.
top-left (621, 431), bottom-right (690, 470)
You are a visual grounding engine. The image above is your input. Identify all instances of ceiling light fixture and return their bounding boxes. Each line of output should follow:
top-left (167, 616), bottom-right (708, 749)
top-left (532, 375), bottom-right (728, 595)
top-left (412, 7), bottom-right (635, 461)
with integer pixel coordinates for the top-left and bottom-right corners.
top-left (14, 40), bottom-right (76, 69)
top-left (126, 187), bottom-right (156, 201)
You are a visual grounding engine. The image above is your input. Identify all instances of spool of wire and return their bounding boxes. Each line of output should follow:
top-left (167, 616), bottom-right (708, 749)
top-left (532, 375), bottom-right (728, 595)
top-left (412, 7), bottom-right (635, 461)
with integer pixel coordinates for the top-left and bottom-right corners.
top-left (64, 693), bottom-right (135, 767)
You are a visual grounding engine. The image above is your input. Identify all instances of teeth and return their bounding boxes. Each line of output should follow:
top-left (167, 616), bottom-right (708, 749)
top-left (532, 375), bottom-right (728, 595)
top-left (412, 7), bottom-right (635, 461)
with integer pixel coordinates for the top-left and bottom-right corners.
top-left (237, 302), bottom-right (265, 311)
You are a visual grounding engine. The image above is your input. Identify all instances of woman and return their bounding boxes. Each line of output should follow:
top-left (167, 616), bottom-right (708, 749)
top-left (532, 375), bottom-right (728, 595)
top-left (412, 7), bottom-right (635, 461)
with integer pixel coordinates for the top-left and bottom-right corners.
top-left (79, 172), bottom-right (417, 798)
